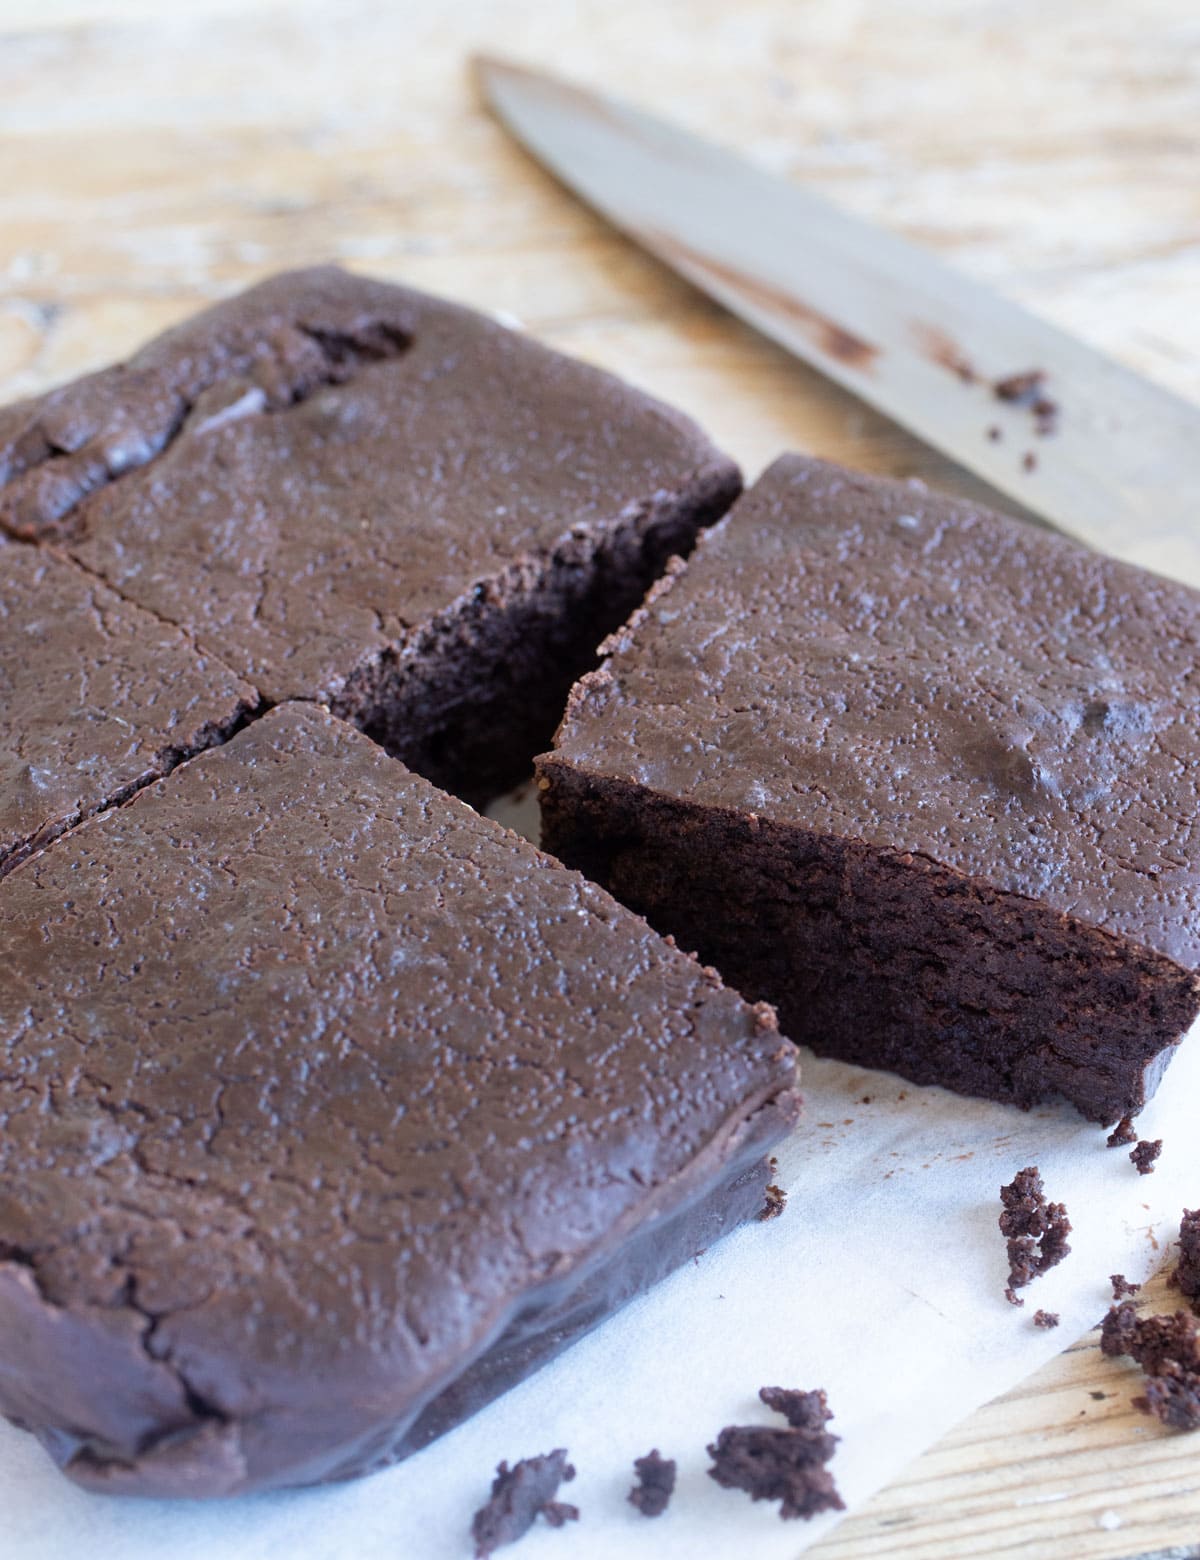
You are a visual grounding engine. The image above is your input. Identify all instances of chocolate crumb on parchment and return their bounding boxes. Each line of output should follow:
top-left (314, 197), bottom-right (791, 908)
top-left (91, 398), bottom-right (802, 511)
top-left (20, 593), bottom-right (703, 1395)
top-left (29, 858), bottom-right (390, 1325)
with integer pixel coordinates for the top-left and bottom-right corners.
top-left (1101, 1304), bottom-right (1200, 1432)
top-left (707, 1386), bottom-right (844, 1521)
top-left (1108, 1116), bottom-right (1138, 1148)
top-left (758, 1157), bottom-right (787, 1221)
top-left (760, 1183), bottom-right (787, 1221)
top-left (1131, 1139), bottom-right (1163, 1176)
top-left (1177, 1210), bottom-right (1200, 1311)
top-left (471, 1450), bottom-right (579, 1558)
top-left (1112, 1274), bottom-right (1142, 1301)
top-left (1000, 1166), bottom-right (1072, 1305)
top-left (629, 1449), bottom-right (676, 1518)
top-left (1033, 1309), bottom-right (1060, 1330)
top-left (1022, 451), bottom-right (1038, 472)
top-left (758, 1386), bottom-right (834, 1432)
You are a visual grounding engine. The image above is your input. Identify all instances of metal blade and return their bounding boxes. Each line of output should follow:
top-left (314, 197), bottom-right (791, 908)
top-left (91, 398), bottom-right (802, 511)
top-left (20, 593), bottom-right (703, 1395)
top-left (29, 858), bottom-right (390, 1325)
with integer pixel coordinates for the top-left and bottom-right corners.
top-left (476, 55), bottom-right (1200, 587)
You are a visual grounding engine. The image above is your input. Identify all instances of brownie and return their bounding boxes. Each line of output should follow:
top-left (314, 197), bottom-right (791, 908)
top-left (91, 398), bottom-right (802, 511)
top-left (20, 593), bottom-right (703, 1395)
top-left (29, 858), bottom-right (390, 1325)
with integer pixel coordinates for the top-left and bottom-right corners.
top-left (758, 1386), bottom-right (834, 1432)
top-left (539, 454), bottom-right (1200, 1122)
top-left (707, 1385), bottom-right (843, 1521)
top-left (999, 1166), bottom-right (1071, 1303)
top-left (1177, 1210), bottom-right (1200, 1309)
top-left (629, 1449), bottom-right (676, 1517)
top-left (1101, 1303), bottom-right (1200, 1431)
top-left (471, 1450), bottom-right (578, 1557)
top-left (0, 542), bottom-right (255, 878)
top-left (0, 267), bottom-right (739, 804)
top-left (0, 704), bottom-right (799, 1497)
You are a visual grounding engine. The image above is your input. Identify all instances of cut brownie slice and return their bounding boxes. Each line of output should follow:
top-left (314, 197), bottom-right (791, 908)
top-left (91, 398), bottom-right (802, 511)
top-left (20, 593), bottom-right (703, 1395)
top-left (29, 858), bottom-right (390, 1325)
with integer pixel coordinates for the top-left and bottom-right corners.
top-left (538, 454), bottom-right (1200, 1123)
top-left (0, 704), bottom-right (799, 1497)
top-left (0, 267), bottom-right (739, 803)
top-left (0, 542), bottom-right (256, 878)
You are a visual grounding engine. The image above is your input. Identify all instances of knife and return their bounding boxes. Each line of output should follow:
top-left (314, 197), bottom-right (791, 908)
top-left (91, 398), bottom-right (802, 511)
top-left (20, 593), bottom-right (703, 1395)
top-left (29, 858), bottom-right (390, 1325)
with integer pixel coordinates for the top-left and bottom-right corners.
top-left (475, 55), bottom-right (1200, 588)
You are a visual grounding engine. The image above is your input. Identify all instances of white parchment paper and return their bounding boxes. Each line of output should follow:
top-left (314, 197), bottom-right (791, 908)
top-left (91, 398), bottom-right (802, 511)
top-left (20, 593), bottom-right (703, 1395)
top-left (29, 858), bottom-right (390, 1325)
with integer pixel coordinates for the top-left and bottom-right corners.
top-left (2, 792), bottom-right (1195, 1558)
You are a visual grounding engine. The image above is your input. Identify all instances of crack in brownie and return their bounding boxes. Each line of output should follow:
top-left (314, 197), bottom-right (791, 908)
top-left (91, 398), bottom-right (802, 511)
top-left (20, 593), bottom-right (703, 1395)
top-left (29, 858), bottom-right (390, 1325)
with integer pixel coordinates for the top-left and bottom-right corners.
top-left (538, 454), bottom-right (1200, 1122)
top-left (0, 705), bottom-right (800, 1496)
top-left (0, 543), bottom-right (257, 879)
top-left (0, 267), bottom-right (740, 805)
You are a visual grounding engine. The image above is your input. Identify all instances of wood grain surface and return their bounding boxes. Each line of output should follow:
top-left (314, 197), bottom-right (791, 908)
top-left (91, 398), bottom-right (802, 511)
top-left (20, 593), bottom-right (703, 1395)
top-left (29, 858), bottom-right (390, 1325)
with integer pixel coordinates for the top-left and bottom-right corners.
top-left (2, 3), bottom-right (1199, 1556)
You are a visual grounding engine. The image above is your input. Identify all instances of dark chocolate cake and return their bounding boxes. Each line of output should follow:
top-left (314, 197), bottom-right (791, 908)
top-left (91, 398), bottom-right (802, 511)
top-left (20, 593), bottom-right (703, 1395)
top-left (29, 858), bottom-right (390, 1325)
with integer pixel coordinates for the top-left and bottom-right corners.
top-left (0, 705), bottom-right (799, 1496)
top-left (0, 273), bottom-right (803, 1499)
top-left (0, 267), bottom-right (739, 804)
top-left (539, 454), bottom-right (1200, 1122)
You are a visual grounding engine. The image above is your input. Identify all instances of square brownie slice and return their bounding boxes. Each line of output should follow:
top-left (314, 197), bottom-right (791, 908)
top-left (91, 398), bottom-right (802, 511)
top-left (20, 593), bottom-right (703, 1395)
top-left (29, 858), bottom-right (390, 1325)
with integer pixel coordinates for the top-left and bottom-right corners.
top-left (0, 704), bottom-right (798, 1496)
top-left (538, 454), bottom-right (1200, 1124)
top-left (0, 267), bottom-right (740, 803)
top-left (0, 542), bottom-right (256, 879)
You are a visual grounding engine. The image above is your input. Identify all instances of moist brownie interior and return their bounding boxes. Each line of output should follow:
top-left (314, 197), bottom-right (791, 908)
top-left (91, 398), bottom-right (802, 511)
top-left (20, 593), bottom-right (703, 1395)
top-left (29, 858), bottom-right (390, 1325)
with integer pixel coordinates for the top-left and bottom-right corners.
top-left (539, 454), bottom-right (1200, 1124)
top-left (0, 704), bottom-right (799, 1497)
top-left (0, 267), bottom-right (739, 805)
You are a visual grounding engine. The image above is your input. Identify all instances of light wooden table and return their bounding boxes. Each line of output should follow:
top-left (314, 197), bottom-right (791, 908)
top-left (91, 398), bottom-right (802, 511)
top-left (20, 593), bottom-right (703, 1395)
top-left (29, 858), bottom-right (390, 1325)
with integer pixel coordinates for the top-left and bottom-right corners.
top-left (3, 3), bottom-right (1199, 1555)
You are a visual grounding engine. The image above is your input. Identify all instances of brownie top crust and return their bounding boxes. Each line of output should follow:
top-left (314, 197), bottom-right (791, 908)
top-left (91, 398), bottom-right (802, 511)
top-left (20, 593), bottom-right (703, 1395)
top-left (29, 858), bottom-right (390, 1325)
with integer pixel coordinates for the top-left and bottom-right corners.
top-left (0, 267), bottom-right (738, 704)
top-left (0, 704), bottom-right (797, 1491)
top-left (549, 454), bottom-right (1200, 968)
top-left (0, 542), bottom-right (255, 875)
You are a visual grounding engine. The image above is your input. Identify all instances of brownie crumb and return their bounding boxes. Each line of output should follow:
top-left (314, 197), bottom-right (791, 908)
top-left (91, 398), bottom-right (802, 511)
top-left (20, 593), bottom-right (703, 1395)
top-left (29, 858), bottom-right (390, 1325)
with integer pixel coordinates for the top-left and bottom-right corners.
top-left (1022, 451), bottom-right (1038, 472)
top-left (708, 1386), bottom-right (844, 1521)
top-left (994, 369), bottom-right (1047, 405)
top-left (759, 1385), bottom-right (834, 1432)
top-left (1033, 1309), bottom-right (1060, 1329)
top-left (1107, 1117), bottom-right (1138, 1147)
top-left (759, 1182), bottom-right (787, 1221)
top-left (1177, 1210), bottom-right (1200, 1310)
top-left (1112, 1274), bottom-right (1142, 1301)
top-left (999, 1167), bottom-right (1072, 1300)
top-left (1100, 1303), bottom-right (1200, 1432)
top-left (471, 1450), bottom-right (579, 1557)
top-left (707, 1429), bottom-right (844, 1521)
top-left (1131, 1139), bottom-right (1163, 1176)
top-left (629, 1449), bottom-right (676, 1518)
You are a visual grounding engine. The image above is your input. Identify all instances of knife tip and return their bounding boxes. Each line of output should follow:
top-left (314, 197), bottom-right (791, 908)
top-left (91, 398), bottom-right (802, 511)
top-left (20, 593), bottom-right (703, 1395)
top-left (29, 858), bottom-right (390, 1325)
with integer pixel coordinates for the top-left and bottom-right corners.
top-left (469, 51), bottom-right (529, 102)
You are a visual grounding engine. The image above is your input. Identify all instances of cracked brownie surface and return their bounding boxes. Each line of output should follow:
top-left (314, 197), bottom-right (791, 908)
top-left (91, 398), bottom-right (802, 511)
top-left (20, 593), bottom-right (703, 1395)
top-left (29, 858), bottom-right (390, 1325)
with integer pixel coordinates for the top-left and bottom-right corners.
top-left (1, 266), bottom-right (739, 804)
top-left (0, 704), bottom-right (800, 1496)
top-left (539, 453), bottom-right (1200, 1122)
top-left (0, 543), bottom-right (257, 879)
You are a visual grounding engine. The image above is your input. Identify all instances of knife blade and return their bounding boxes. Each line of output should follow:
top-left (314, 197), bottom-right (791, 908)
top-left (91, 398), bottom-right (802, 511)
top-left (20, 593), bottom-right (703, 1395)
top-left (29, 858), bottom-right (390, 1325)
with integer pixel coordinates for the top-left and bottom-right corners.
top-left (476, 55), bottom-right (1200, 588)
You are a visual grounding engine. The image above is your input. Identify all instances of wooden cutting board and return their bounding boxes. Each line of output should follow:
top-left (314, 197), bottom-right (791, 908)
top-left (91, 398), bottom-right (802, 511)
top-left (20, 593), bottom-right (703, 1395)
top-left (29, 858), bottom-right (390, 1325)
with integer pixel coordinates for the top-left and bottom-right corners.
top-left (2, 2), bottom-right (1199, 1555)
